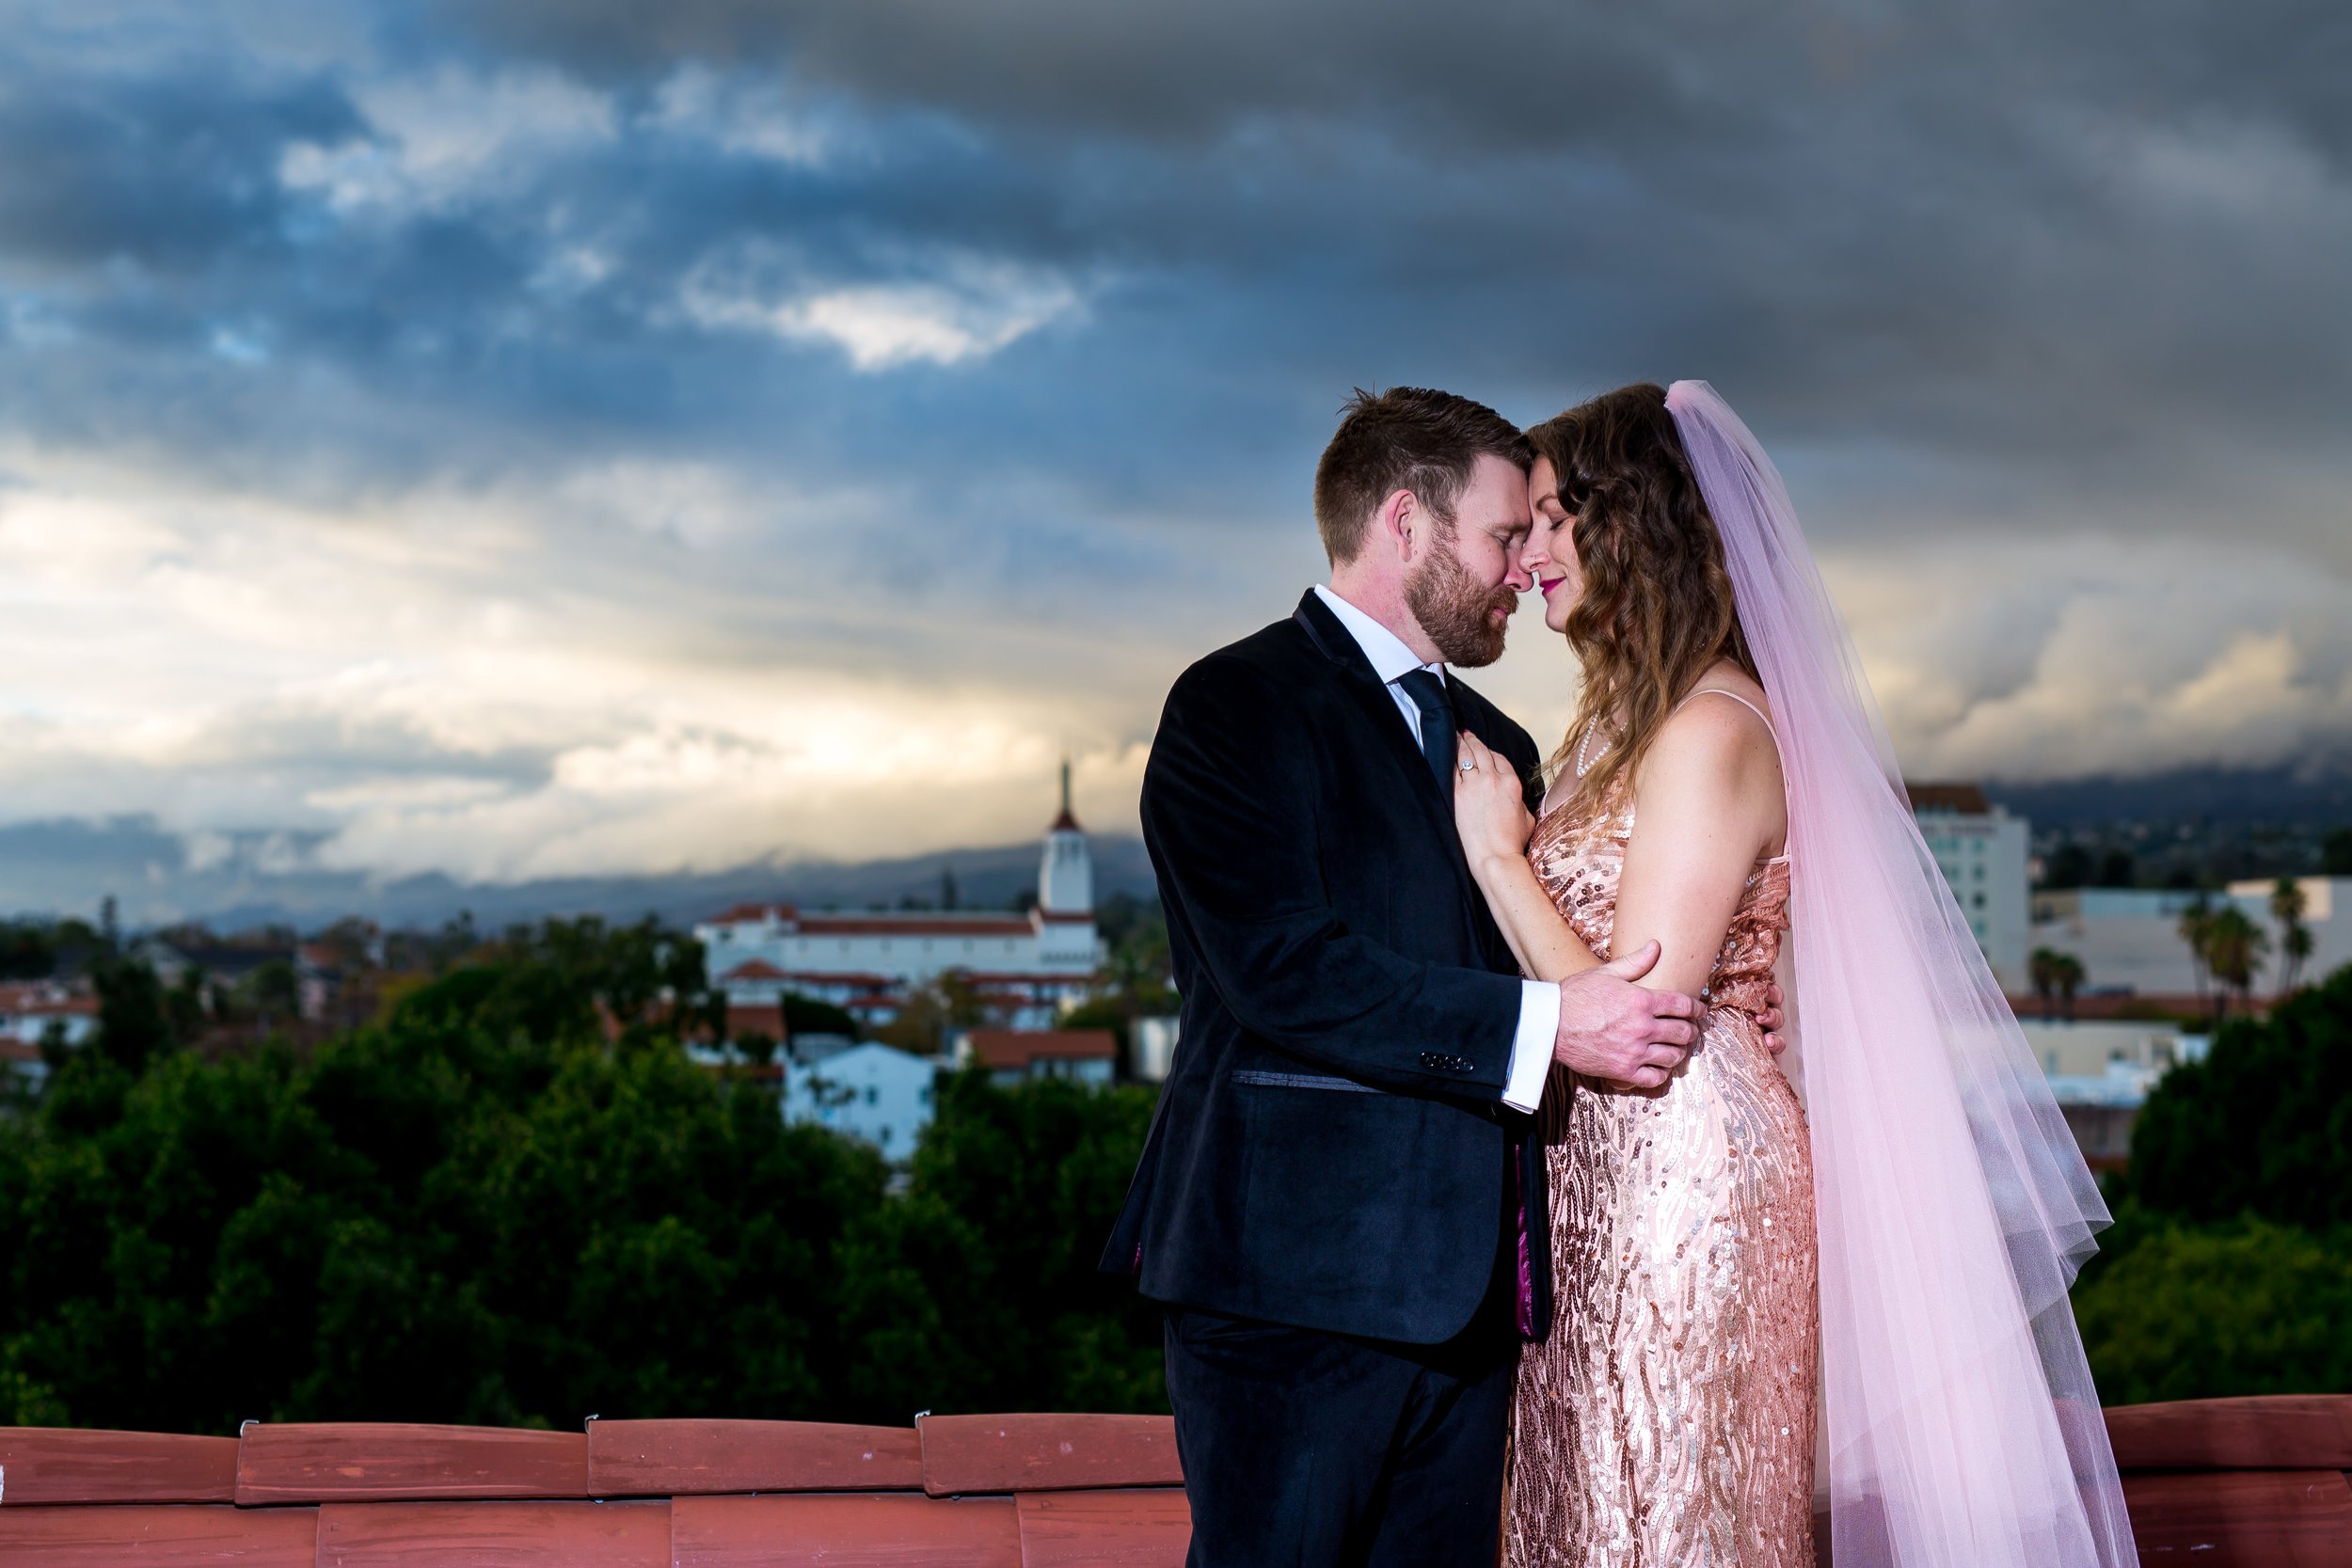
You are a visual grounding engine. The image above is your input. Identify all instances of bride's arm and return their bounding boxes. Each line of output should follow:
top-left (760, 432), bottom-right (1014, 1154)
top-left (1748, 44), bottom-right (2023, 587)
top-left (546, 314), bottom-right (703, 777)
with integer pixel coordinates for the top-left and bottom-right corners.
top-left (1453, 735), bottom-right (1604, 983)
top-left (1610, 700), bottom-right (1787, 998)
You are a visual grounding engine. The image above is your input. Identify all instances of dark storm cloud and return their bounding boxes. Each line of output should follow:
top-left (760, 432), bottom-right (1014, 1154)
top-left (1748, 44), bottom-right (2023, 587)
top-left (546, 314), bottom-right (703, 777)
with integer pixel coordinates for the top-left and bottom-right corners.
top-left (0, 0), bottom-right (2346, 897)
top-left (10, 0), bottom-right (2340, 524)
top-left (0, 64), bottom-right (358, 275)
top-left (440, 0), bottom-right (1725, 150)
top-left (449, 0), bottom-right (2352, 164)
top-left (413, 0), bottom-right (2352, 551)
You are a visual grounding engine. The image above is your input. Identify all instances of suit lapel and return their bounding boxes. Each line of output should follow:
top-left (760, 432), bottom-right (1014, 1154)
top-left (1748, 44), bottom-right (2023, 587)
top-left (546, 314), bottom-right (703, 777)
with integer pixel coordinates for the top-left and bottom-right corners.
top-left (1293, 593), bottom-right (1490, 929)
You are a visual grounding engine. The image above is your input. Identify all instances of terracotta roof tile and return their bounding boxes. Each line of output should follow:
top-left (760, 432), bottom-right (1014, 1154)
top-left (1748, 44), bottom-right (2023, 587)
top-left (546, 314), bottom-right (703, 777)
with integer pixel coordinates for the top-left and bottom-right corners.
top-left (0, 1502), bottom-right (317, 1566)
top-left (0, 1427), bottom-right (239, 1505)
top-left (234, 1423), bottom-right (589, 1504)
top-left (797, 916), bottom-right (1036, 938)
top-left (1014, 1488), bottom-right (1191, 1568)
top-left (917, 1414), bottom-right (1181, 1496)
top-left (2106, 1393), bottom-right (2352, 1471)
top-left (705, 903), bottom-right (798, 926)
top-left (671, 1493), bottom-right (1021, 1568)
top-left (314, 1498), bottom-right (669, 1568)
top-left (2121, 1468), bottom-right (2352, 1561)
top-left (585, 1418), bottom-right (923, 1496)
top-left (961, 1032), bottom-right (1118, 1071)
top-left (1906, 781), bottom-right (1993, 815)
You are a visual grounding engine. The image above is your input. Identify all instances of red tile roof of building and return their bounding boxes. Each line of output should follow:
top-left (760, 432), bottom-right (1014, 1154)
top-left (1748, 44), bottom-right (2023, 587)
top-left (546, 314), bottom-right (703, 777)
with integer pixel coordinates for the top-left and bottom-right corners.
top-left (796, 916), bottom-right (1037, 939)
top-left (704, 902), bottom-right (798, 926)
top-left (702, 907), bottom-right (1040, 939)
top-left (964, 1029), bottom-right (1118, 1069)
top-left (716, 959), bottom-right (791, 983)
top-left (0, 981), bottom-right (96, 1015)
top-left (0, 1398), bottom-right (2341, 1561)
top-left (1906, 780), bottom-right (1993, 814)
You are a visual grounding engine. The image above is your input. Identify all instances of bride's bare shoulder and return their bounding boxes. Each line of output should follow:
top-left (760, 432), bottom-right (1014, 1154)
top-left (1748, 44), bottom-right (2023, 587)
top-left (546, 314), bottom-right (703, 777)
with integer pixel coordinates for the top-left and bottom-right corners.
top-left (1641, 666), bottom-right (1782, 792)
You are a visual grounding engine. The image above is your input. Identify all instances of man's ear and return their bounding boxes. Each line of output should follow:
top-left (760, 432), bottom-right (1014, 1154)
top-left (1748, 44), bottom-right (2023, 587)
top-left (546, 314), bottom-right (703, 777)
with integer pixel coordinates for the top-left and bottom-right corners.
top-left (1377, 486), bottom-right (1421, 564)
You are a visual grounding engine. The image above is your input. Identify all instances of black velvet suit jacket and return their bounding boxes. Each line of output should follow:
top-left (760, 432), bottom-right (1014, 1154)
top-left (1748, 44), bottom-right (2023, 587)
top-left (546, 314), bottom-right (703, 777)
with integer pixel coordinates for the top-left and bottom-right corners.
top-left (1101, 590), bottom-right (1557, 1345)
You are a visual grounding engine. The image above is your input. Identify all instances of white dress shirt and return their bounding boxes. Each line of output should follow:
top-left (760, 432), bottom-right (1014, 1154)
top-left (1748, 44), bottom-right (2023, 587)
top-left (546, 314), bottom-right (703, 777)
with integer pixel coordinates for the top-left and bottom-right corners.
top-left (1312, 585), bottom-right (1557, 1113)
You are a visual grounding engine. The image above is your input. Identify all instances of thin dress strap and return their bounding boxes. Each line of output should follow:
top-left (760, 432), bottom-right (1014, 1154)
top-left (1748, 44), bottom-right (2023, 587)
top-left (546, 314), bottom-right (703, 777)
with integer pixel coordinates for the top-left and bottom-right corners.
top-left (1672, 684), bottom-right (1776, 740)
top-left (1673, 687), bottom-right (1789, 864)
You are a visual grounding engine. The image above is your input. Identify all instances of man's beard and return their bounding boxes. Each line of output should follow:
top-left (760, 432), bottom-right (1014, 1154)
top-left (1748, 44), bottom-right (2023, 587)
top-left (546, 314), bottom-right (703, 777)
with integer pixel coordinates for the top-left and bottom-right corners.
top-left (1405, 531), bottom-right (1518, 668)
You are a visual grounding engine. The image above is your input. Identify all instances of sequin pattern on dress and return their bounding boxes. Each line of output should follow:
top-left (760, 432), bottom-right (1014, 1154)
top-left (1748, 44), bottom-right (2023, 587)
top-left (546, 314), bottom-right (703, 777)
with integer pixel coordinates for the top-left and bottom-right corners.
top-left (1505, 783), bottom-right (1820, 1568)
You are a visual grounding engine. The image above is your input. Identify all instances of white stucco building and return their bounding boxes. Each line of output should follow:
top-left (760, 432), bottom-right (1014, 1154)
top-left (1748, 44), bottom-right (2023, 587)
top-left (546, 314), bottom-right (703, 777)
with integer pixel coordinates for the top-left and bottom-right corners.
top-left (1910, 783), bottom-right (2031, 991)
top-left (0, 980), bottom-right (98, 1088)
top-left (781, 1041), bottom-right (945, 1158)
top-left (698, 770), bottom-right (1104, 1032)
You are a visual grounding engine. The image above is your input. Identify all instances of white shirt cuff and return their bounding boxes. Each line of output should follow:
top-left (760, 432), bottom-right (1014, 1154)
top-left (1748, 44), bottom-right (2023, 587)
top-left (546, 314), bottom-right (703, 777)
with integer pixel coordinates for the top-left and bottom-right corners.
top-left (1501, 979), bottom-right (1558, 1113)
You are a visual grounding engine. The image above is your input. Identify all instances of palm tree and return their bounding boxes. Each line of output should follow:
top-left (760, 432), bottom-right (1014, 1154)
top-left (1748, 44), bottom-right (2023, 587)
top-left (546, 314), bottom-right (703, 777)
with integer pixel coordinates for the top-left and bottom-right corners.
top-left (2281, 925), bottom-right (2315, 998)
top-left (2176, 895), bottom-right (2214, 1012)
top-left (2199, 905), bottom-right (2269, 1022)
top-left (2050, 952), bottom-right (2087, 1022)
top-left (2029, 946), bottom-right (2064, 1021)
top-left (2270, 878), bottom-right (2312, 994)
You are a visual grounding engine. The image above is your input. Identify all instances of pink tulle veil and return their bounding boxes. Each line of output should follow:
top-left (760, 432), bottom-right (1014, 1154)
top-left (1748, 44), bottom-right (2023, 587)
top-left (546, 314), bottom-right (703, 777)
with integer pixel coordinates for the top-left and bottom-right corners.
top-left (1664, 380), bottom-right (2137, 1568)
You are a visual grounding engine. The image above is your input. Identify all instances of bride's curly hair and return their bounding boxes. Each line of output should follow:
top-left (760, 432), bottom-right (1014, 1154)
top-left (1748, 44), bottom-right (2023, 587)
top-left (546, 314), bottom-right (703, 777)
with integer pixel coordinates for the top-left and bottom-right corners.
top-left (1530, 382), bottom-right (1757, 807)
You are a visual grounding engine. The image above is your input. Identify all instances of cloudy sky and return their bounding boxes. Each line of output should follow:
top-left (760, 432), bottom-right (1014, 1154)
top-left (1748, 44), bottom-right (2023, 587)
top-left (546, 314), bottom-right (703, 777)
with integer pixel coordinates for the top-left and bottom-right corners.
top-left (3, 0), bottom-right (2348, 918)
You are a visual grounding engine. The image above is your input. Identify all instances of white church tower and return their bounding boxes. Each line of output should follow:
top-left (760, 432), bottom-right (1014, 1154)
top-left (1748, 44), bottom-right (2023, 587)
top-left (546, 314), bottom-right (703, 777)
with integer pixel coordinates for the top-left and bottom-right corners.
top-left (1034, 760), bottom-right (1097, 964)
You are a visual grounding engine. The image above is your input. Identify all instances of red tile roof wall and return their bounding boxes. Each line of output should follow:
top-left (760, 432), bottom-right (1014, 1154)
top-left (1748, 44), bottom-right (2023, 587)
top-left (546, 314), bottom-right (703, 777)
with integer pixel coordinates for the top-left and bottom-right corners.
top-left (2, 1397), bottom-right (2344, 1562)
top-left (964, 1030), bottom-right (1118, 1069)
top-left (716, 959), bottom-right (792, 982)
top-left (702, 906), bottom-right (1044, 940)
top-left (794, 917), bottom-right (1038, 939)
top-left (1906, 781), bottom-right (1994, 814)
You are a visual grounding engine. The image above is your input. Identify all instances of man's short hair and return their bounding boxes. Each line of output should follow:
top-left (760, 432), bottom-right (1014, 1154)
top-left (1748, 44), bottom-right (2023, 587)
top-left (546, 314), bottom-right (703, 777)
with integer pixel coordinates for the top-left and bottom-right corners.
top-left (1312, 387), bottom-right (1533, 563)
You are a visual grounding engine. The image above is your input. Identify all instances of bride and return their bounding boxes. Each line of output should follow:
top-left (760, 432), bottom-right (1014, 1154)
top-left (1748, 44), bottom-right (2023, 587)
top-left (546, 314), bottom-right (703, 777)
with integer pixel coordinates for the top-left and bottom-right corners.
top-left (1451, 382), bottom-right (2136, 1568)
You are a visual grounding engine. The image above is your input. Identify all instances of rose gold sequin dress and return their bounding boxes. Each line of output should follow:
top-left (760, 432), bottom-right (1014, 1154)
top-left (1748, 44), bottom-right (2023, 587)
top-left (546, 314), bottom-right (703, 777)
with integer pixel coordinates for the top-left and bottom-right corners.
top-left (1505, 775), bottom-right (1820, 1568)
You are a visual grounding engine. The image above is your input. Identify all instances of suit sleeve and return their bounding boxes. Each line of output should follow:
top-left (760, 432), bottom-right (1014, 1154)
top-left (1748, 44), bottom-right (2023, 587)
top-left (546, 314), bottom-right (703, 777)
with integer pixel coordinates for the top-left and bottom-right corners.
top-left (1142, 655), bottom-right (1521, 1097)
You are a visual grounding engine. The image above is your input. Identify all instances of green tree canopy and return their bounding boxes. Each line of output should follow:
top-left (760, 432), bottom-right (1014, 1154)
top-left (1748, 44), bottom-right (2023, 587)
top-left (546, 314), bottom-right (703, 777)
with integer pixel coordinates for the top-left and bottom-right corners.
top-left (0, 916), bottom-right (1166, 1432)
top-left (2127, 965), bottom-right (2352, 1231)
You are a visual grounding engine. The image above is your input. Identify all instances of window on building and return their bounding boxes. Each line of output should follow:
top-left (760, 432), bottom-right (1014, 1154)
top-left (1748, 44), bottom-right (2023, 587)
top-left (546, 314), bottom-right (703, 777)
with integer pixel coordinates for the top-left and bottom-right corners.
top-left (866, 1086), bottom-right (878, 1104)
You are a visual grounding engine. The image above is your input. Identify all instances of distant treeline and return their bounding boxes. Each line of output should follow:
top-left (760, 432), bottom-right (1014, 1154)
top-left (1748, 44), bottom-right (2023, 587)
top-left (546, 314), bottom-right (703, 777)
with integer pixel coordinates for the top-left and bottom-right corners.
top-left (0, 921), bottom-right (1164, 1432)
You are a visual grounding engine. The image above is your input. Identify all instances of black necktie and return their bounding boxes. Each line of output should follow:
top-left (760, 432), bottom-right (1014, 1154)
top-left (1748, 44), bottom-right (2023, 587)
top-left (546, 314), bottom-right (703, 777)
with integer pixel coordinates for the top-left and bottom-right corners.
top-left (1395, 669), bottom-right (1457, 795)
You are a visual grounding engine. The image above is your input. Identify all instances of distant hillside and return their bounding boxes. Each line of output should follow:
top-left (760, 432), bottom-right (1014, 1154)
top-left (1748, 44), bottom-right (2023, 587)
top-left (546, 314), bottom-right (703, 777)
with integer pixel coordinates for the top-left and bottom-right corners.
top-left (0, 816), bottom-right (1160, 936)
top-left (1985, 763), bottom-right (2352, 831)
top-left (9, 758), bottom-right (2349, 936)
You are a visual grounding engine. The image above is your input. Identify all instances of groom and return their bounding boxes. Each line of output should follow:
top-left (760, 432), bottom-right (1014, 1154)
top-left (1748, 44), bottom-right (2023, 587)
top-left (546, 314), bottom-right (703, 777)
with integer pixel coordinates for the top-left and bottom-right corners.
top-left (1102, 388), bottom-right (1708, 1567)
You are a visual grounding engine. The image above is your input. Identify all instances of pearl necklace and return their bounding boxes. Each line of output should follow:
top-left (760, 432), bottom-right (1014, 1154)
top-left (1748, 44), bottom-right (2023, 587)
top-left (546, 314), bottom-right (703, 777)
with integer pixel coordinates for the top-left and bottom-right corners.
top-left (1574, 717), bottom-right (1609, 779)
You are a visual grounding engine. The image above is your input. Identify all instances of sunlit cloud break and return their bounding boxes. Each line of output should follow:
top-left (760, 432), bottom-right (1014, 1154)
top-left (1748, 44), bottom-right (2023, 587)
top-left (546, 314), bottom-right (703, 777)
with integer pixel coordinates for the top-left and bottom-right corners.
top-left (682, 251), bottom-right (1086, 371)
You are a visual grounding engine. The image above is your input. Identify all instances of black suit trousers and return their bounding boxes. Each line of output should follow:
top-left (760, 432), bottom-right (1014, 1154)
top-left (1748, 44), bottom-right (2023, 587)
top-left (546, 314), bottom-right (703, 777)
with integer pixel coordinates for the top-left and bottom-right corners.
top-left (1164, 1174), bottom-right (1522, 1568)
